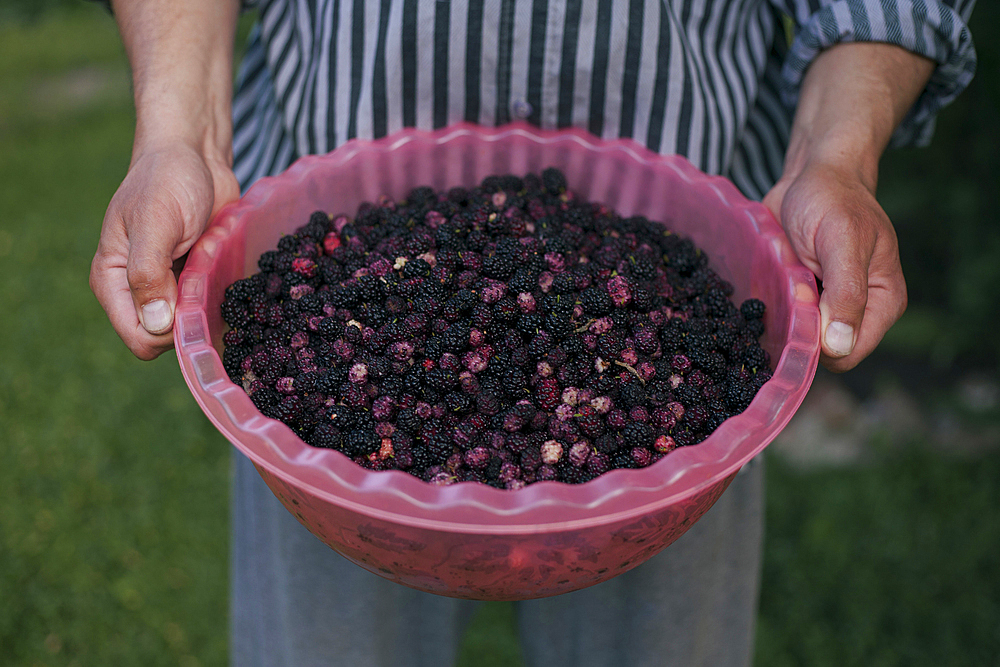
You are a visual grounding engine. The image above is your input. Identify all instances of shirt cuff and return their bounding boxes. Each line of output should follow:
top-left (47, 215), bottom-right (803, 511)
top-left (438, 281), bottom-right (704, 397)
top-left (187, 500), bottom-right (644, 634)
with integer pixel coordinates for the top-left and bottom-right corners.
top-left (780, 0), bottom-right (977, 148)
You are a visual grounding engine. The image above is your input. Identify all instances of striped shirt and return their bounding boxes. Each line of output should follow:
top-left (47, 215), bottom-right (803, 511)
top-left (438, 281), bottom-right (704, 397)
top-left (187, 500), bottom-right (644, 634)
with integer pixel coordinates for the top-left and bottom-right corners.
top-left (231, 0), bottom-right (976, 199)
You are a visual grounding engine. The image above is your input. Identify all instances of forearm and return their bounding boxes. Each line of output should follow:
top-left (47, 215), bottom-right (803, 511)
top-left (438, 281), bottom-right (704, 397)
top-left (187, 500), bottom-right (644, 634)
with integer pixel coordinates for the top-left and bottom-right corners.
top-left (781, 42), bottom-right (936, 192)
top-left (112, 0), bottom-right (241, 164)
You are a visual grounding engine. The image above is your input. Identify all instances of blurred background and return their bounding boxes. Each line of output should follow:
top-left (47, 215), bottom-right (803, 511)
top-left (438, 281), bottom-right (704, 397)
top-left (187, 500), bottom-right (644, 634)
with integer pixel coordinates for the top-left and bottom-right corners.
top-left (0, 2), bottom-right (997, 665)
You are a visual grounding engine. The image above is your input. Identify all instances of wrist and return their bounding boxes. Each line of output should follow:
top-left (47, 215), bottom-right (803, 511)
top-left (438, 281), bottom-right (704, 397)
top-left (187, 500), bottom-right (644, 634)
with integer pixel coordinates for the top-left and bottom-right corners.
top-left (132, 91), bottom-right (233, 169)
top-left (780, 130), bottom-right (880, 195)
top-left (779, 42), bottom-right (935, 192)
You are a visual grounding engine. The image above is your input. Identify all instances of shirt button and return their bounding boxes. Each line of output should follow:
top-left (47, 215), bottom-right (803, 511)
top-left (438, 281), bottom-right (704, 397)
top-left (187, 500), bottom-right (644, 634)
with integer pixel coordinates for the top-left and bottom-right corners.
top-left (512, 100), bottom-right (533, 119)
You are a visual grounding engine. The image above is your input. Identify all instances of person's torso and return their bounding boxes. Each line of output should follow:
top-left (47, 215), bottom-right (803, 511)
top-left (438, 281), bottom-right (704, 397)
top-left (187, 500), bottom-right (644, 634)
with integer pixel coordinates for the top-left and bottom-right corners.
top-left (233, 0), bottom-right (791, 198)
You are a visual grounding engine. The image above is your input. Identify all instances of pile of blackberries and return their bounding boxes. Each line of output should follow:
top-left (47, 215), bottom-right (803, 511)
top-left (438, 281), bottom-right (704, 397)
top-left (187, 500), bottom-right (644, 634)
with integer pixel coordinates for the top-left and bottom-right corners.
top-left (220, 169), bottom-right (771, 489)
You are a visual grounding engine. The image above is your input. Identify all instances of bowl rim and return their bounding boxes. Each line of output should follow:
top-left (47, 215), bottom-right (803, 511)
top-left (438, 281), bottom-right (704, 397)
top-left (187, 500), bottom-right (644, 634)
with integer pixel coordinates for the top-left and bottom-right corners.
top-left (174, 122), bottom-right (820, 533)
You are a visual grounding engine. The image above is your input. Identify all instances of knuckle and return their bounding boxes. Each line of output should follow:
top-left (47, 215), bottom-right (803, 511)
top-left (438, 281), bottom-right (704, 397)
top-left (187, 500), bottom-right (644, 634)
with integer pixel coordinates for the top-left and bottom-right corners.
top-left (89, 252), bottom-right (112, 299)
top-left (126, 262), bottom-right (162, 292)
top-left (837, 277), bottom-right (868, 310)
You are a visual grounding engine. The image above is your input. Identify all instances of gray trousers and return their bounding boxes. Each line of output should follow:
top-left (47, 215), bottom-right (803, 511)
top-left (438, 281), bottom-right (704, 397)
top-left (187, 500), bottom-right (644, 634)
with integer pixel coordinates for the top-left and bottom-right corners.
top-left (232, 454), bottom-right (764, 667)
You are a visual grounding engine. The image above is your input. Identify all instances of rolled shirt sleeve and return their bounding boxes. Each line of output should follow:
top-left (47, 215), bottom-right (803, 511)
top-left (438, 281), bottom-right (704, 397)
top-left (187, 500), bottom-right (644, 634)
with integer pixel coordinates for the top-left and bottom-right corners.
top-left (775, 0), bottom-right (977, 147)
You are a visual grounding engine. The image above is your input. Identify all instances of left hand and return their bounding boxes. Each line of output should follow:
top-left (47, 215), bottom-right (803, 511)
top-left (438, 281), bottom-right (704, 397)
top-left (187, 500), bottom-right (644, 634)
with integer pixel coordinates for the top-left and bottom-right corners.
top-left (763, 161), bottom-right (907, 372)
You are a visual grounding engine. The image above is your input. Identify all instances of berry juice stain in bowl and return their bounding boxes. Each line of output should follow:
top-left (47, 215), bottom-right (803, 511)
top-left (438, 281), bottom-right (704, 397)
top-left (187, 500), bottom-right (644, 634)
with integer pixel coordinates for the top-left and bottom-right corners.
top-left (220, 168), bottom-right (772, 490)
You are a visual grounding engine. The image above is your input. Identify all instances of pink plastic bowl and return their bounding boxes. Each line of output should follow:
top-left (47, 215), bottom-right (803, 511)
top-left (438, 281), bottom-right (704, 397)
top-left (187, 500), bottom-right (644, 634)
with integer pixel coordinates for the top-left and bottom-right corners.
top-left (174, 123), bottom-right (820, 600)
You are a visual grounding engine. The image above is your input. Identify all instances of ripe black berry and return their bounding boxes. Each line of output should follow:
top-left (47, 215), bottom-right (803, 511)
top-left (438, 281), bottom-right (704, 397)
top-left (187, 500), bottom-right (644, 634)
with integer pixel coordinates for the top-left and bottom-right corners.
top-left (740, 298), bottom-right (766, 320)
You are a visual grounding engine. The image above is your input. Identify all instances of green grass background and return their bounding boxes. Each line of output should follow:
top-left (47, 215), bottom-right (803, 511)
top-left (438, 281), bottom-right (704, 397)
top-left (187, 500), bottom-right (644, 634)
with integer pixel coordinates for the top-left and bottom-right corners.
top-left (0, 4), bottom-right (997, 666)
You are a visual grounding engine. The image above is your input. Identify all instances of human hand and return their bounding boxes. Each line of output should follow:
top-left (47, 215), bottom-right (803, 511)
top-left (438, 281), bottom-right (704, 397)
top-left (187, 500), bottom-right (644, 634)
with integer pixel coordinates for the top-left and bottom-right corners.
top-left (764, 42), bottom-right (933, 372)
top-left (763, 162), bottom-right (906, 372)
top-left (92, 0), bottom-right (241, 359)
top-left (90, 143), bottom-right (239, 360)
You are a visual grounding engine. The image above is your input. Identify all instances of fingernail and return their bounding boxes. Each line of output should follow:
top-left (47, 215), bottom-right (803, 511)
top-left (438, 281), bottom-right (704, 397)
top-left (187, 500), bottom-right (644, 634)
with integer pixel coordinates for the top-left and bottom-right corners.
top-left (141, 299), bottom-right (172, 334)
top-left (825, 321), bottom-right (854, 357)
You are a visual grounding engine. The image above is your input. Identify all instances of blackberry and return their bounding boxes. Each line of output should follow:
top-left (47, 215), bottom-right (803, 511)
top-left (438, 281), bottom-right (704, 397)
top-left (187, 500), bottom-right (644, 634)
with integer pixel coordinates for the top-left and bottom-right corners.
top-left (659, 325), bottom-right (684, 352)
top-left (597, 332), bottom-right (625, 357)
top-left (693, 350), bottom-right (727, 378)
top-left (329, 284), bottom-right (360, 307)
top-left (673, 427), bottom-right (698, 448)
top-left (740, 298), bottom-right (766, 320)
top-left (309, 422), bottom-right (343, 450)
top-left (444, 392), bottom-right (473, 414)
top-left (422, 420), bottom-right (453, 454)
top-left (225, 276), bottom-right (262, 303)
top-left (223, 345), bottom-right (249, 379)
top-left (666, 239), bottom-right (701, 275)
top-left (379, 376), bottom-right (403, 397)
top-left (402, 369), bottom-right (426, 396)
top-left (541, 167), bottom-right (567, 195)
top-left (714, 326), bottom-right (737, 353)
top-left (280, 235), bottom-right (304, 255)
top-left (593, 433), bottom-right (620, 454)
top-left (625, 254), bottom-right (657, 281)
top-left (221, 300), bottom-right (249, 328)
top-left (357, 275), bottom-right (385, 302)
top-left (700, 288), bottom-right (735, 318)
top-left (484, 457), bottom-right (503, 482)
top-left (576, 406), bottom-right (603, 437)
top-left (675, 383), bottom-right (703, 406)
top-left (545, 313), bottom-right (574, 338)
top-left (504, 370), bottom-right (530, 398)
top-left (617, 382), bottom-right (646, 409)
top-left (741, 346), bottom-right (769, 370)
top-left (508, 269), bottom-right (538, 294)
top-left (440, 299), bottom-right (462, 322)
top-left (527, 331), bottom-right (554, 358)
top-left (441, 324), bottom-right (470, 353)
top-left (610, 450), bottom-right (636, 469)
top-left (536, 378), bottom-right (561, 411)
top-left (551, 272), bottom-right (576, 295)
top-left (560, 335), bottom-right (584, 357)
top-left (316, 318), bottom-right (340, 339)
top-left (477, 392), bottom-right (501, 416)
top-left (745, 319), bottom-right (766, 338)
top-left (483, 254), bottom-right (516, 279)
top-left (408, 446), bottom-right (435, 472)
top-left (559, 463), bottom-right (589, 484)
top-left (622, 422), bottom-right (654, 448)
top-left (499, 174), bottom-right (525, 192)
top-left (395, 408), bottom-right (422, 434)
top-left (631, 287), bottom-right (653, 312)
top-left (493, 297), bottom-right (520, 322)
top-left (426, 368), bottom-right (458, 392)
top-left (517, 312), bottom-right (544, 335)
top-left (250, 387), bottom-right (280, 412)
top-left (724, 381), bottom-right (754, 411)
top-left (267, 396), bottom-right (302, 422)
top-left (685, 333), bottom-right (714, 355)
top-left (299, 211), bottom-right (331, 240)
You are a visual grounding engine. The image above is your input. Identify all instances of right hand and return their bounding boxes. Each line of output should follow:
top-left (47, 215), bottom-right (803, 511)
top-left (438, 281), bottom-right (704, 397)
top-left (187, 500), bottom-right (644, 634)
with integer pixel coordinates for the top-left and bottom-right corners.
top-left (90, 142), bottom-right (239, 360)
top-left (764, 160), bottom-right (907, 372)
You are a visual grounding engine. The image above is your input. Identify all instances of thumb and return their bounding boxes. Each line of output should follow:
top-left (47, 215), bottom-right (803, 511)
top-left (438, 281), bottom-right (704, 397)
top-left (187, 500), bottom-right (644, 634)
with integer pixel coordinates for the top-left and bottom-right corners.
top-left (815, 229), bottom-right (873, 359)
top-left (127, 231), bottom-right (182, 336)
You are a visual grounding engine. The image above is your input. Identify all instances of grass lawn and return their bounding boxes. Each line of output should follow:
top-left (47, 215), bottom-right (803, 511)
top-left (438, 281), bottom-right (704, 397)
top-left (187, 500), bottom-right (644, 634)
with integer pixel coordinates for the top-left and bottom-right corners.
top-left (1, 6), bottom-right (998, 667)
